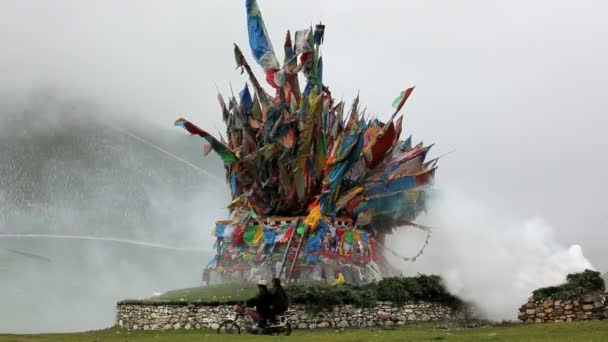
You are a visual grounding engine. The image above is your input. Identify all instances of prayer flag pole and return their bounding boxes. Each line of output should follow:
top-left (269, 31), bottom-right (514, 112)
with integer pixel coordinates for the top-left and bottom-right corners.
top-left (277, 218), bottom-right (299, 281)
top-left (287, 223), bottom-right (309, 283)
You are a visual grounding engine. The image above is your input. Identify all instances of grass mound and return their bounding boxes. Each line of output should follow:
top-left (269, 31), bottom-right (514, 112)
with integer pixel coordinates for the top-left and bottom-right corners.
top-left (122, 275), bottom-right (461, 311)
top-left (532, 269), bottom-right (605, 300)
top-left (119, 283), bottom-right (259, 305)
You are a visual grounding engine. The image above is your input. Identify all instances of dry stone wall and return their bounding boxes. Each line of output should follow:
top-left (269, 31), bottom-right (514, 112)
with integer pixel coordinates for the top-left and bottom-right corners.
top-left (116, 301), bottom-right (466, 331)
top-left (518, 292), bottom-right (607, 323)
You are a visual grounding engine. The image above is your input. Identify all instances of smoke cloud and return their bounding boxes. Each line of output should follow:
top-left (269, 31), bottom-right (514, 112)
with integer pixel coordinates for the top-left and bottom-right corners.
top-left (389, 187), bottom-right (594, 320)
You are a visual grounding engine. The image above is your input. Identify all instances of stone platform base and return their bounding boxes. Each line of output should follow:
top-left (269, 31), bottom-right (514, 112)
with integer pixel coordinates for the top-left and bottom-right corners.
top-left (116, 301), bottom-right (466, 330)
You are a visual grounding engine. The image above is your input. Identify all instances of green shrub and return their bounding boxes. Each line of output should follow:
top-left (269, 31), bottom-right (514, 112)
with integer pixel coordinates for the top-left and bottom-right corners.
top-left (375, 277), bottom-right (412, 304)
top-left (349, 284), bottom-right (378, 308)
top-left (286, 283), bottom-right (377, 312)
top-left (416, 274), bottom-right (461, 306)
top-left (285, 274), bottom-right (461, 312)
top-left (374, 275), bottom-right (461, 307)
top-left (532, 269), bottom-right (605, 300)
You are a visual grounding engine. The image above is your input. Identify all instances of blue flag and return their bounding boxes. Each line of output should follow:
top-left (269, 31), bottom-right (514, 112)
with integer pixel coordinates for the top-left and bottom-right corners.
top-left (246, 0), bottom-right (278, 70)
top-left (239, 84), bottom-right (253, 114)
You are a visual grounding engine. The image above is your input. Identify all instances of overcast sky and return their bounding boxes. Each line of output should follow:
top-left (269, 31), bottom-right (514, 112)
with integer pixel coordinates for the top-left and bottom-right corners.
top-left (2, 1), bottom-right (607, 268)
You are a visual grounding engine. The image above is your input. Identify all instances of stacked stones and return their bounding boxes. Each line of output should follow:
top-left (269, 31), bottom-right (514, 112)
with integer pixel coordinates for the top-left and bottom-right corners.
top-left (288, 302), bottom-right (461, 329)
top-left (116, 301), bottom-right (465, 331)
top-left (116, 304), bottom-right (235, 331)
top-left (518, 292), bottom-right (607, 323)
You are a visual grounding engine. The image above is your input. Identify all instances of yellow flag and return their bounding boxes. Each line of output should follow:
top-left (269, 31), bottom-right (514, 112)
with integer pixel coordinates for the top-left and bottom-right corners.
top-left (253, 225), bottom-right (264, 245)
top-left (304, 204), bottom-right (322, 230)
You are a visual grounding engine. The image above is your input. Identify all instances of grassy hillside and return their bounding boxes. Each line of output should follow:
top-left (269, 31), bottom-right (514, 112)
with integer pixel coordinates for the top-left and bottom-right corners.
top-left (3, 321), bottom-right (608, 341)
top-left (0, 90), bottom-right (227, 245)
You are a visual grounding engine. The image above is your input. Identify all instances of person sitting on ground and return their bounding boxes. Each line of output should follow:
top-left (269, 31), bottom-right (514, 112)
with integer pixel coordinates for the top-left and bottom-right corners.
top-left (271, 278), bottom-right (288, 318)
top-left (332, 272), bottom-right (345, 285)
top-left (245, 279), bottom-right (274, 328)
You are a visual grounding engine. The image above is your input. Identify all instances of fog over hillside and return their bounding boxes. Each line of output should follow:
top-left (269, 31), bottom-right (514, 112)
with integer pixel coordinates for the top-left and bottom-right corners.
top-left (0, 90), bottom-right (222, 333)
top-left (0, 89), bottom-right (227, 245)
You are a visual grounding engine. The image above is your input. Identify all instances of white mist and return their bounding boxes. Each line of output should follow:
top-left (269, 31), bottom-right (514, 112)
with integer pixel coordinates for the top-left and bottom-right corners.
top-left (388, 186), bottom-right (593, 320)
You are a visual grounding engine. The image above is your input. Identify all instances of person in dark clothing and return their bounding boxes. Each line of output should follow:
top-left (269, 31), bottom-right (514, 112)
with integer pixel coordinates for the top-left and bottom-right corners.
top-left (271, 278), bottom-right (288, 317)
top-left (245, 279), bottom-right (273, 328)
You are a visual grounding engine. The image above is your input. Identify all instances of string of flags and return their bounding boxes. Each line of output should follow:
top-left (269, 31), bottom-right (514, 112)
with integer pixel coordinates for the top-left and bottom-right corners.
top-left (374, 226), bottom-right (432, 262)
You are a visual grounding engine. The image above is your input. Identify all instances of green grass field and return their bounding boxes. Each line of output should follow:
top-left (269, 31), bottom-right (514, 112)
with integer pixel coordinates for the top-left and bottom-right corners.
top-left (2, 321), bottom-right (608, 341)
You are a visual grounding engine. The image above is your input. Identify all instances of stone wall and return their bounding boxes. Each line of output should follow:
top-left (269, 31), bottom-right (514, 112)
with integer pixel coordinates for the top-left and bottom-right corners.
top-left (518, 292), bottom-right (607, 323)
top-left (116, 301), bottom-right (466, 331)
